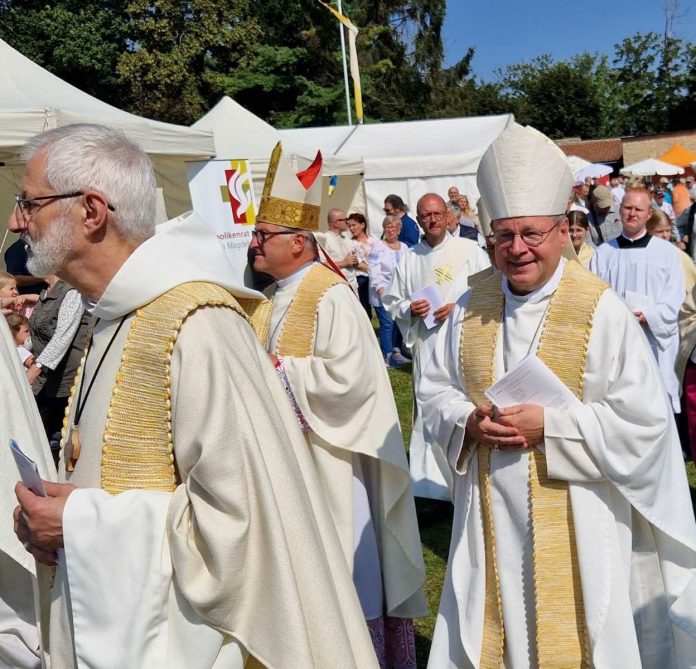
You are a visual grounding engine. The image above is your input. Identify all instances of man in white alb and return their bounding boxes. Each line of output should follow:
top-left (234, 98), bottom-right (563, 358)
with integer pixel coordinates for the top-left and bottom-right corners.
top-left (10, 124), bottom-right (378, 669)
top-left (318, 207), bottom-right (358, 291)
top-left (590, 187), bottom-right (685, 413)
top-left (383, 193), bottom-right (490, 500)
top-left (419, 123), bottom-right (696, 668)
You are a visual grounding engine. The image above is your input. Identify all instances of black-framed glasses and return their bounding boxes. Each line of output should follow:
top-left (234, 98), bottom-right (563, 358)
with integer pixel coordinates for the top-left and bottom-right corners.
top-left (493, 221), bottom-right (560, 248)
top-left (14, 191), bottom-right (116, 218)
top-left (251, 229), bottom-right (301, 245)
top-left (420, 211), bottom-right (446, 222)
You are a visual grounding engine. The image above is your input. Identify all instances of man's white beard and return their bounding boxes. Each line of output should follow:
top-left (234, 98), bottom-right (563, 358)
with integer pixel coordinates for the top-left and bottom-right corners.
top-left (25, 214), bottom-right (74, 278)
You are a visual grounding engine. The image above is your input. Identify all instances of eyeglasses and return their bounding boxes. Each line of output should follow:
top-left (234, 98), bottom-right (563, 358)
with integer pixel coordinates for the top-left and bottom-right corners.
top-left (493, 221), bottom-right (560, 248)
top-left (251, 229), bottom-right (302, 245)
top-left (419, 211), bottom-right (446, 222)
top-left (14, 191), bottom-right (116, 219)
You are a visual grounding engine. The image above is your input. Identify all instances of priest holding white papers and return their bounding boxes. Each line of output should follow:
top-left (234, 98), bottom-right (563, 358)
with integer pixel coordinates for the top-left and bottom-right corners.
top-left (418, 123), bottom-right (696, 668)
top-left (589, 187), bottom-right (685, 412)
top-left (383, 194), bottom-right (489, 500)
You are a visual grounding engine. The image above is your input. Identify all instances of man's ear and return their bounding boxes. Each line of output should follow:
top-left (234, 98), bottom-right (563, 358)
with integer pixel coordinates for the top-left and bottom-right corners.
top-left (82, 191), bottom-right (111, 240)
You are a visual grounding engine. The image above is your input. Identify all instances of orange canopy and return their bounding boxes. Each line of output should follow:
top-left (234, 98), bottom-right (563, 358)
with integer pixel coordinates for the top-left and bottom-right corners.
top-left (659, 144), bottom-right (696, 167)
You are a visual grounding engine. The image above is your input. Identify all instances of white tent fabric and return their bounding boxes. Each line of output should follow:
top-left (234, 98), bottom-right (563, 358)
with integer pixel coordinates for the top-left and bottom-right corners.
top-left (566, 155), bottom-right (592, 174)
top-left (0, 38), bottom-right (215, 235)
top-left (280, 114), bottom-right (514, 231)
top-left (574, 163), bottom-right (612, 181)
top-left (620, 158), bottom-right (685, 177)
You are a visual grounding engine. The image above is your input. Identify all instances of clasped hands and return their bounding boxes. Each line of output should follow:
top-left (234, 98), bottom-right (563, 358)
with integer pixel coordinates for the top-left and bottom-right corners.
top-left (13, 481), bottom-right (76, 566)
top-left (410, 298), bottom-right (453, 323)
top-left (465, 404), bottom-right (544, 451)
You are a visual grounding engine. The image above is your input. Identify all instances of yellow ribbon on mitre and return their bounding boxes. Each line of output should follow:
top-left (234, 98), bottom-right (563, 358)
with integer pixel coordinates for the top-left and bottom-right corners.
top-left (257, 142), bottom-right (323, 232)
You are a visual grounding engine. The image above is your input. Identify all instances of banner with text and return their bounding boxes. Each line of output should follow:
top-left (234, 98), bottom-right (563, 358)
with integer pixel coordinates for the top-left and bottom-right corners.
top-left (187, 159), bottom-right (257, 284)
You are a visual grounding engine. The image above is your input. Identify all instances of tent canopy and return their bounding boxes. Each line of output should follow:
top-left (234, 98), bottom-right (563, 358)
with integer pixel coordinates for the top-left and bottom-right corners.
top-left (659, 144), bottom-right (696, 168)
top-left (279, 114), bottom-right (514, 229)
top-left (0, 37), bottom-right (215, 237)
top-left (620, 158), bottom-right (685, 176)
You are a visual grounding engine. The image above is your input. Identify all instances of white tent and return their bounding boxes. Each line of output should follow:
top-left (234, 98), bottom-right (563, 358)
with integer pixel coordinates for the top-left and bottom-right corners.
top-left (192, 96), bottom-right (366, 229)
top-left (620, 158), bottom-right (685, 177)
top-left (0, 37), bottom-right (215, 245)
top-left (279, 114), bottom-right (514, 231)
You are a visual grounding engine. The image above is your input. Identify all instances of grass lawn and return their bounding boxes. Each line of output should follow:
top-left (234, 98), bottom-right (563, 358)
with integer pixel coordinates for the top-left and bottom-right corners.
top-left (387, 364), bottom-right (696, 668)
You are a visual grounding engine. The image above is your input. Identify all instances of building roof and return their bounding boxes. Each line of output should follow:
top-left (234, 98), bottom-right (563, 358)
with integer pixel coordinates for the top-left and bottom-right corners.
top-left (556, 138), bottom-right (623, 164)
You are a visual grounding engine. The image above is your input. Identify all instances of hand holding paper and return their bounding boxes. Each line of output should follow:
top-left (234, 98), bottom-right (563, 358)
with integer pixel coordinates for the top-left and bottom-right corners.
top-left (410, 284), bottom-right (445, 329)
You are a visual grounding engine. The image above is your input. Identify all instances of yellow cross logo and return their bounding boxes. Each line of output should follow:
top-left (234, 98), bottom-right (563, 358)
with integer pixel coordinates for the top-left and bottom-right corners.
top-left (434, 264), bottom-right (454, 285)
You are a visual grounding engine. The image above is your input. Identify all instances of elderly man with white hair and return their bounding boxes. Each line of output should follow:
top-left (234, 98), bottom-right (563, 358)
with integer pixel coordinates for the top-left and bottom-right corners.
top-left (418, 123), bottom-right (696, 668)
top-left (8, 124), bottom-right (379, 669)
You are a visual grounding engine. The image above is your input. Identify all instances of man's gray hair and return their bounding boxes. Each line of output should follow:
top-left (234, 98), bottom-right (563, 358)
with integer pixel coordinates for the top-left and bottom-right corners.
top-left (21, 124), bottom-right (157, 244)
top-left (447, 203), bottom-right (462, 218)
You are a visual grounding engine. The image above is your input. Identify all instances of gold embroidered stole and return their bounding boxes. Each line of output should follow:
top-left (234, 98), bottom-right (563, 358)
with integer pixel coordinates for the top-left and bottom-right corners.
top-left (460, 261), bottom-right (607, 668)
top-left (248, 263), bottom-right (346, 356)
top-left (61, 282), bottom-right (248, 494)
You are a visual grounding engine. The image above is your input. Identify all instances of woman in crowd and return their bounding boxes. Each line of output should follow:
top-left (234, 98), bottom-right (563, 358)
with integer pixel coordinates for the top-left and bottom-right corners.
top-left (348, 212), bottom-right (375, 319)
top-left (567, 209), bottom-right (595, 267)
top-left (650, 209), bottom-right (696, 464)
top-left (457, 195), bottom-right (479, 229)
top-left (368, 215), bottom-right (409, 367)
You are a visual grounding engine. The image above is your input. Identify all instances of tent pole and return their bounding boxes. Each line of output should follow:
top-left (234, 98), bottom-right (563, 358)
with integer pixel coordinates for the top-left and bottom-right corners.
top-left (337, 0), bottom-right (352, 125)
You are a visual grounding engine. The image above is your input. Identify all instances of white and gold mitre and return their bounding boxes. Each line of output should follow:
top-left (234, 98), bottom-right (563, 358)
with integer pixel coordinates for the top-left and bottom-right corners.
top-left (477, 197), bottom-right (492, 237)
top-left (477, 123), bottom-right (572, 221)
top-left (257, 142), bottom-right (323, 232)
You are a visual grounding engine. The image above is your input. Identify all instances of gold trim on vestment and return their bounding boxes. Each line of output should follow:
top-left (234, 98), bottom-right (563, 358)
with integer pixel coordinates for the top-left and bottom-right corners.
top-left (276, 264), bottom-right (345, 357)
top-left (60, 282), bottom-right (248, 494)
top-left (237, 297), bottom-right (274, 344)
top-left (459, 261), bottom-right (606, 668)
top-left (257, 195), bottom-right (320, 232)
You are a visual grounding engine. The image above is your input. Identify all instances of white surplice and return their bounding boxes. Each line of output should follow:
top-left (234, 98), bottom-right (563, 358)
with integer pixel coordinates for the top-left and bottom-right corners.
top-left (418, 260), bottom-right (696, 669)
top-left (0, 316), bottom-right (55, 669)
top-left (265, 263), bottom-right (427, 621)
top-left (383, 235), bottom-right (490, 500)
top-left (590, 234), bottom-right (685, 412)
top-left (48, 213), bottom-right (379, 669)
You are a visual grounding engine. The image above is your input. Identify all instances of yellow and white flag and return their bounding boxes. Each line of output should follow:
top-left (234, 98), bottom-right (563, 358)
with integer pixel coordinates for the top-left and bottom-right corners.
top-left (318, 0), bottom-right (364, 122)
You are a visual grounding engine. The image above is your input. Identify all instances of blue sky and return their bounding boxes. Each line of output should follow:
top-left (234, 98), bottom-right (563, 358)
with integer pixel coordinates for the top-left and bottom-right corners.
top-left (442, 0), bottom-right (696, 81)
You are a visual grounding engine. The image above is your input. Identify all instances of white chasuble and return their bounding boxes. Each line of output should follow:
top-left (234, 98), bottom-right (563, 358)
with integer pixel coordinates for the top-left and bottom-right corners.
top-left (418, 260), bottom-right (696, 669)
top-left (383, 235), bottom-right (490, 500)
top-left (47, 215), bottom-right (379, 669)
top-left (264, 262), bottom-right (427, 621)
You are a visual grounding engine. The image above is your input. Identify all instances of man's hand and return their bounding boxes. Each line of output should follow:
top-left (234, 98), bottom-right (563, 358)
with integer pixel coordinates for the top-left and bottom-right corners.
top-left (339, 251), bottom-right (357, 268)
top-left (634, 311), bottom-right (647, 325)
top-left (433, 302), bottom-right (454, 323)
top-left (410, 298), bottom-right (431, 318)
top-left (495, 405), bottom-right (544, 447)
top-left (14, 481), bottom-right (76, 566)
top-left (465, 405), bottom-right (527, 450)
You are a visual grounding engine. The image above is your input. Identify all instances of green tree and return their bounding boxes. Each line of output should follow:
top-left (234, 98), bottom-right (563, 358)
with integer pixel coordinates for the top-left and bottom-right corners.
top-left (117, 0), bottom-right (260, 124)
top-left (0, 1), bottom-right (129, 106)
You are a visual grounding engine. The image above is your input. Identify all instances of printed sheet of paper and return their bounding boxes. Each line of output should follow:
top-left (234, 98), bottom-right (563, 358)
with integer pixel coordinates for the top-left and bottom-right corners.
top-left (410, 284), bottom-right (445, 329)
top-left (484, 354), bottom-right (582, 410)
top-left (622, 290), bottom-right (654, 314)
top-left (10, 439), bottom-right (47, 497)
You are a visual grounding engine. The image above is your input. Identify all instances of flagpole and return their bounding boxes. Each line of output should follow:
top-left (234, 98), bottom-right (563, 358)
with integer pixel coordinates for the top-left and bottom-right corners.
top-left (337, 0), bottom-right (352, 125)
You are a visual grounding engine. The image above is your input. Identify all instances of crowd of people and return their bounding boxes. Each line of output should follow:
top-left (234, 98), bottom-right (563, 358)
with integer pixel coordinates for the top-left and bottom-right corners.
top-left (1, 121), bottom-right (696, 669)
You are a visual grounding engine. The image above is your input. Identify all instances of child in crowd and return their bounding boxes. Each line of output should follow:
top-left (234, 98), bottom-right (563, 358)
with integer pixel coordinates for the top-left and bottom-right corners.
top-left (0, 270), bottom-right (39, 317)
top-left (5, 312), bottom-right (34, 369)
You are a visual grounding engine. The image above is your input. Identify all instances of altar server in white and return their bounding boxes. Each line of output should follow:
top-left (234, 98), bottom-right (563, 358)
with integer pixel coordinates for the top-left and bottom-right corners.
top-left (419, 123), bottom-right (696, 669)
top-left (383, 194), bottom-right (489, 501)
top-left (590, 187), bottom-right (685, 412)
top-left (10, 124), bottom-right (379, 669)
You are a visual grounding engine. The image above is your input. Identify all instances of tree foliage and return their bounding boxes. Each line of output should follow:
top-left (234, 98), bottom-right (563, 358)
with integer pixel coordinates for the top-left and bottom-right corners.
top-left (1, 0), bottom-right (695, 140)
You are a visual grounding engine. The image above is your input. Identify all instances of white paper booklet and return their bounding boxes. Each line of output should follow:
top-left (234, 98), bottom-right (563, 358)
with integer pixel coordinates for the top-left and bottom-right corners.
top-left (410, 284), bottom-right (445, 329)
top-left (484, 354), bottom-right (583, 410)
top-left (10, 439), bottom-right (47, 497)
top-left (622, 290), bottom-right (653, 314)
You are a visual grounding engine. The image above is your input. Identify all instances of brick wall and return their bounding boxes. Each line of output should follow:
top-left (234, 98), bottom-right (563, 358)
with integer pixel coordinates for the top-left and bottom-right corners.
top-left (623, 131), bottom-right (696, 164)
